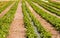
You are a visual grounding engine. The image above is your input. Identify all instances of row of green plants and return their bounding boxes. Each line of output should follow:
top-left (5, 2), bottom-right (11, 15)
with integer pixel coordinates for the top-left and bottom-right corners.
top-left (0, 1), bottom-right (14, 13)
top-left (22, 0), bottom-right (51, 38)
top-left (0, 1), bottom-right (19, 38)
top-left (44, 1), bottom-right (60, 9)
top-left (27, 0), bottom-right (60, 31)
top-left (22, 1), bottom-right (38, 38)
top-left (32, 0), bottom-right (60, 16)
top-left (48, 0), bottom-right (60, 9)
top-left (48, 1), bottom-right (60, 6)
top-left (26, 1), bottom-right (51, 38)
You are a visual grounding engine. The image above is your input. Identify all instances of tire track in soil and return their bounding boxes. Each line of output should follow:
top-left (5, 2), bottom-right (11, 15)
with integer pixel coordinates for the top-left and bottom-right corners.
top-left (26, 1), bottom-right (60, 38)
top-left (0, 2), bottom-right (15, 18)
top-left (7, 1), bottom-right (26, 38)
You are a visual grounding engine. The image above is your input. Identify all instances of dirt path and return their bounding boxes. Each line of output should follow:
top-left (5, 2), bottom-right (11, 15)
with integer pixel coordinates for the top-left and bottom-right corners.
top-left (26, 1), bottom-right (60, 38)
top-left (32, 2), bottom-right (60, 18)
top-left (7, 1), bottom-right (26, 38)
top-left (0, 2), bottom-right (15, 18)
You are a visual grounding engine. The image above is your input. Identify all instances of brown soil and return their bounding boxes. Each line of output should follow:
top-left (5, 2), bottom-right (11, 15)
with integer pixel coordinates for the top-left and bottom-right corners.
top-left (26, 1), bottom-right (60, 38)
top-left (0, 2), bottom-right (15, 18)
top-left (7, 1), bottom-right (26, 38)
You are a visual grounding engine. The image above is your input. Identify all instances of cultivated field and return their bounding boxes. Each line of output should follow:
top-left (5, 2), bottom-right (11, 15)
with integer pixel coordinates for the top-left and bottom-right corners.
top-left (0, 0), bottom-right (60, 38)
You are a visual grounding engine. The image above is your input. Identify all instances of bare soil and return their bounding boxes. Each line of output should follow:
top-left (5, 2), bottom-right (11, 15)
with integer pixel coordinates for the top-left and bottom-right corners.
top-left (7, 1), bottom-right (26, 38)
top-left (26, 1), bottom-right (60, 38)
